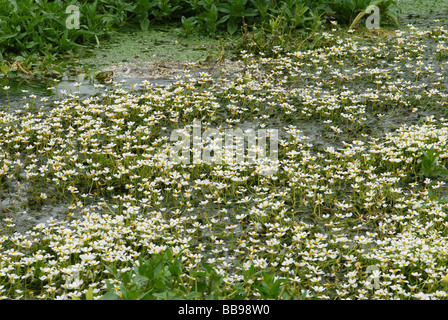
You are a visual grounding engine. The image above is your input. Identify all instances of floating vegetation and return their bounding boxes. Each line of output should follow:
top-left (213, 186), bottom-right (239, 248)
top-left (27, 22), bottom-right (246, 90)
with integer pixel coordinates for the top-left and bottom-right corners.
top-left (3, 23), bottom-right (448, 300)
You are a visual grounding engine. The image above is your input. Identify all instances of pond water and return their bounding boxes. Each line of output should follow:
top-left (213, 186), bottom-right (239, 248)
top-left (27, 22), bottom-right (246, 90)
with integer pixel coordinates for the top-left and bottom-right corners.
top-left (1, 76), bottom-right (174, 108)
top-left (2, 5), bottom-right (448, 235)
top-left (0, 75), bottom-right (176, 234)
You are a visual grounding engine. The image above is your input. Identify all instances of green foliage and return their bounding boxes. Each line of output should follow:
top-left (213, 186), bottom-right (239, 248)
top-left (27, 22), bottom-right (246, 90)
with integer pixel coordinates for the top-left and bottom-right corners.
top-left (102, 249), bottom-right (189, 300)
top-left (102, 248), bottom-right (241, 300)
top-left (328, 0), bottom-right (372, 25)
top-left (417, 147), bottom-right (448, 180)
top-left (237, 1), bottom-right (324, 57)
top-left (253, 272), bottom-right (289, 299)
top-left (126, 0), bottom-right (156, 31)
top-left (153, 0), bottom-right (183, 22)
top-left (0, 0), bottom-right (126, 77)
top-left (181, 15), bottom-right (198, 37)
top-left (378, 0), bottom-right (400, 27)
top-left (195, 0), bottom-right (230, 35)
top-left (0, 0), bottom-right (122, 58)
top-left (0, 0), bottom-right (400, 57)
top-left (347, 0), bottom-right (400, 29)
top-left (220, 0), bottom-right (258, 35)
top-left (0, 0), bottom-right (400, 79)
top-left (102, 249), bottom-right (299, 300)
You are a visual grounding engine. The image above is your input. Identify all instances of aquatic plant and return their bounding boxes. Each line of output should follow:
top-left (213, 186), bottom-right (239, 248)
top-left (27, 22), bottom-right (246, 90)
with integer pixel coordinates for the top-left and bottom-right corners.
top-left (2, 19), bottom-right (448, 301)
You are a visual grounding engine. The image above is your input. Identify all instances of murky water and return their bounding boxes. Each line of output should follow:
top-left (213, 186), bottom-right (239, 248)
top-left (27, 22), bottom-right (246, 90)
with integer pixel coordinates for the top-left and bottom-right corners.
top-left (0, 75), bottom-right (176, 234)
top-left (2, 6), bottom-right (448, 235)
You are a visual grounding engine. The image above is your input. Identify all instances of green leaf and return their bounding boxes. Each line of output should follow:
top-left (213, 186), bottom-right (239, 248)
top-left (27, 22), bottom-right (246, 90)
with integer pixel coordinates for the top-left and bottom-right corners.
top-left (218, 14), bottom-right (230, 24)
top-left (184, 291), bottom-right (200, 299)
top-left (209, 4), bottom-right (219, 20)
top-left (195, 281), bottom-right (207, 292)
top-left (137, 288), bottom-right (156, 300)
top-left (190, 270), bottom-right (206, 277)
top-left (101, 292), bottom-right (121, 300)
top-left (168, 259), bottom-right (182, 277)
top-left (120, 283), bottom-right (141, 300)
top-left (134, 274), bottom-right (149, 287)
top-left (0, 64), bottom-right (9, 75)
top-left (227, 21), bottom-right (239, 34)
top-left (0, 33), bottom-right (19, 42)
top-left (140, 17), bottom-right (150, 31)
top-left (86, 286), bottom-right (94, 300)
top-left (152, 291), bottom-right (169, 300)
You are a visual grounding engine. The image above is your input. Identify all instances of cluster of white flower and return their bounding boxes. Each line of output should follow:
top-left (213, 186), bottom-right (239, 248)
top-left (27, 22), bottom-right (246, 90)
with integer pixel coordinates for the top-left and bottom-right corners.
top-left (1, 24), bottom-right (448, 300)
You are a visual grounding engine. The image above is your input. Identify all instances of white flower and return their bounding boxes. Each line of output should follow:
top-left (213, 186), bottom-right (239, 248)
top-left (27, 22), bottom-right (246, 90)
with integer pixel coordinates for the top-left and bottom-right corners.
top-left (80, 253), bottom-right (96, 263)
